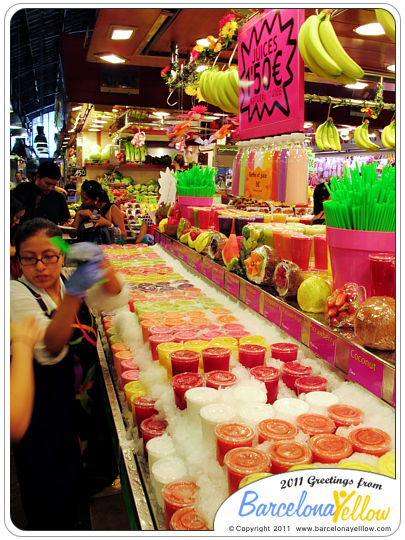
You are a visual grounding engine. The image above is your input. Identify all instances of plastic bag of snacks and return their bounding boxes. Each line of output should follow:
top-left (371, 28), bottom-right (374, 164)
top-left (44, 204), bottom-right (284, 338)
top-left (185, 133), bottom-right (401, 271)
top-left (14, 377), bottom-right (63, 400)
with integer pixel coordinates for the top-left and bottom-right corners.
top-left (354, 296), bottom-right (395, 351)
top-left (325, 282), bottom-right (366, 329)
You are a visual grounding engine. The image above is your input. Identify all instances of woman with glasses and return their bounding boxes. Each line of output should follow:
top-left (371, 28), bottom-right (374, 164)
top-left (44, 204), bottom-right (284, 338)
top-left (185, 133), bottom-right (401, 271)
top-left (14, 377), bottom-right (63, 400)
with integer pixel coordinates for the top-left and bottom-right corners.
top-left (10, 218), bottom-right (128, 530)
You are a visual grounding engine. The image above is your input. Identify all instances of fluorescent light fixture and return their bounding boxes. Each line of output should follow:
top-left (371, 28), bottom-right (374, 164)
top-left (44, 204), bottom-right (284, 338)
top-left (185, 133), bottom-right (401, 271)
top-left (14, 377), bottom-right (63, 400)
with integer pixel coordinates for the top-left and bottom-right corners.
top-left (68, 129), bottom-right (75, 133)
top-left (196, 65), bottom-right (208, 72)
top-left (354, 23), bottom-right (385, 36)
top-left (153, 111), bottom-right (170, 118)
top-left (304, 122), bottom-right (313, 128)
top-left (345, 82), bottom-right (368, 89)
top-left (203, 116), bottom-right (218, 121)
top-left (88, 128), bottom-right (101, 131)
top-left (196, 38), bottom-right (210, 47)
top-left (93, 119), bottom-right (108, 124)
top-left (110, 27), bottom-right (135, 40)
top-left (369, 132), bottom-right (377, 138)
top-left (387, 64), bottom-right (395, 72)
top-left (71, 105), bottom-right (82, 111)
top-left (97, 53), bottom-right (126, 64)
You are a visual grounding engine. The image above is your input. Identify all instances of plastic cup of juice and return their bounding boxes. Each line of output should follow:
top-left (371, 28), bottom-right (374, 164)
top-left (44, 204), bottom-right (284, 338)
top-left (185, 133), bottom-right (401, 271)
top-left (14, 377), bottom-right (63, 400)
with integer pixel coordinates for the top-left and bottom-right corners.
top-left (141, 319), bottom-right (160, 342)
top-left (224, 447), bottom-right (271, 495)
top-left (198, 208), bottom-right (212, 229)
top-left (157, 342), bottom-right (183, 377)
top-left (200, 330), bottom-right (227, 341)
top-left (257, 418), bottom-right (297, 444)
top-left (183, 340), bottom-right (210, 370)
top-left (239, 472), bottom-right (272, 489)
top-left (132, 395), bottom-right (157, 436)
top-left (273, 398), bottom-right (310, 420)
top-left (171, 372), bottom-right (204, 410)
top-left (270, 342), bottom-right (299, 362)
top-left (231, 385), bottom-right (267, 405)
top-left (140, 415), bottom-right (168, 455)
top-left (146, 434), bottom-right (176, 469)
top-left (237, 403), bottom-right (275, 428)
top-left (185, 386), bottom-right (219, 425)
top-left (313, 234), bottom-right (328, 270)
top-left (348, 427), bottom-right (391, 457)
top-left (151, 457), bottom-right (187, 509)
top-left (295, 376), bottom-right (328, 395)
top-left (272, 228), bottom-right (285, 258)
top-left (369, 253), bottom-right (395, 297)
top-left (269, 441), bottom-right (312, 474)
top-left (280, 230), bottom-right (293, 261)
top-left (149, 334), bottom-right (176, 361)
top-left (205, 370), bottom-right (237, 390)
top-left (215, 422), bottom-right (255, 466)
top-left (121, 369), bottom-right (140, 390)
top-left (210, 336), bottom-right (238, 353)
top-left (202, 347), bottom-right (231, 372)
top-left (225, 329), bottom-right (251, 340)
top-left (281, 362), bottom-right (312, 390)
top-left (120, 358), bottom-right (138, 379)
top-left (327, 404), bottom-right (364, 427)
top-left (170, 507), bottom-right (209, 531)
top-left (238, 344), bottom-right (266, 369)
top-left (113, 349), bottom-right (134, 378)
top-left (162, 481), bottom-right (198, 530)
top-left (309, 433), bottom-right (353, 463)
top-left (170, 349), bottom-right (200, 376)
top-left (199, 403), bottom-right (236, 448)
top-left (304, 391), bottom-right (339, 412)
top-left (296, 413), bottom-right (336, 436)
top-left (291, 234), bottom-right (313, 271)
top-left (174, 330), bottom-right (200, 343)
top-left (239, 335), bottom-right (267, 347)
top-left (148, 325), bottom-right (173, 337)
top-left (249, 366), bottom-right (280, 404)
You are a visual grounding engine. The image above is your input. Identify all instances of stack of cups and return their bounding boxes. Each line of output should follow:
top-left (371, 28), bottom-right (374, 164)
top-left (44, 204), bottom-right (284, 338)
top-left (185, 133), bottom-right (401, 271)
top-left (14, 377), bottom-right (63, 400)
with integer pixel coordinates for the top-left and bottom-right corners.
top-left (162, 481), bottom-right (198, 530)
top-left (151, 457), bottom-right (188, 508)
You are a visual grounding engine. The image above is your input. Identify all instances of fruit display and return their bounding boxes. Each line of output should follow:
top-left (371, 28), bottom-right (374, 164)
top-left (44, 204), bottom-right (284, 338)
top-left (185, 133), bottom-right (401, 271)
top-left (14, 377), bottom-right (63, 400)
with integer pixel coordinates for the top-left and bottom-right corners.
top-left (229, 197), bottom-right (269, 209)
top-left (221, 232), bottom-right (245, 276)
top-left (202, 231), bottom-right (228, 261)
top-left (273, 261), bottom-right (305, 298)
top-left (325, 282), bottom-right (366, 329)
top-left (354, 296), bottom-right (395, 351)
top-left (297, 275), bottom-right (331, 313)
top-left (381, 121), bottom-right (396, 150)
top-left (298, 10), bottom-right (364, 84)
top-left (126, 179), bottom-right (159, 197)
top-left (122, 136), bottom-right (147, 163)
top-left (198, 67), bottom-right (239, 115)
top-left (353, 120), bottom-right (380, 151)
top-left (244, 245), bottom-right (280, 287)
top-left (375, 8), bottom-right (395, 42)
top-left (315, 118), bottom-right (341, 151)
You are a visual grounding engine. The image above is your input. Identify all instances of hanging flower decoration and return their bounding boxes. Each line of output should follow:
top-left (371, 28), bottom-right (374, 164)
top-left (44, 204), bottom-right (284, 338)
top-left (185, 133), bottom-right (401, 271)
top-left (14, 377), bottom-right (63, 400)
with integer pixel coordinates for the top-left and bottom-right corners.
top-left (131, 131), bottom-right (146, 148)
top-left (360, 79), bottom-right (384, 119)
top-left (177, 105), bottom-right (208, 121)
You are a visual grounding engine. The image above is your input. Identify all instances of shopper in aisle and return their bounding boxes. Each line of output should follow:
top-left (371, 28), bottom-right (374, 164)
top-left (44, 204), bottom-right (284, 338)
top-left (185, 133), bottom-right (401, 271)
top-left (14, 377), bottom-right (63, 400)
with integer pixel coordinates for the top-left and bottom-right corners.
top-left (11, 181), bottom-right (43, 224)
top-left (135, 211), bottom-right (155, 245)
top-left (70, 179), bottom-right (126, 243)
top-left (10, 195), bottom-right (26, 279)
top-left (32, 161), bottom-right (71, 225)
top-left (172, 153), bottom-right (185, 171)
top-left (311, 181), bottom-right (331, 225)
top-left (10, 218), bottom-right (129, 530)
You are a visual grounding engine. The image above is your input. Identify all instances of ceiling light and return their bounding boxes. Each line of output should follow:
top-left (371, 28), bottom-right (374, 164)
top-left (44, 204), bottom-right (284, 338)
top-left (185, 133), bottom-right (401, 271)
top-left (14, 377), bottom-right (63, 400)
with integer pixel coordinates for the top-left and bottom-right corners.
top-left (71, 105), bottom-right (82, 111)
top-left (96, 53), bottom-right (126, 64)
top-left (109, 26), bottom-right (136, 40)
top-left (354, 23), bottom-right (385, 36)
top-left (203, 116), bottom-right (218, 121)
top-left (196, 38), bottom-right (210, 47)
top-left (345, 82), bottom-right (368, 90)
top-left (88, 128), bottom-right (101, 132)
top-left (153, 111), bottom-right (170, 118)
top-left (387, 64), bottom-right (395, 72)
top-left (10, 112), bottom-right (22, 129)
top-left (304, 122), bottom-right (313, 128)
top-left (94, 119), bottom-right (108, 124)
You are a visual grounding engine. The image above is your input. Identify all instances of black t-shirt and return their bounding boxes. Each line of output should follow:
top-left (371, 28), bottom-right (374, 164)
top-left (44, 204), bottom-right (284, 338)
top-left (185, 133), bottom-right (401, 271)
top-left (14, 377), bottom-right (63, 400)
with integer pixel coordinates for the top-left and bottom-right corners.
top-left (35, 190), bottom-right (70, 224)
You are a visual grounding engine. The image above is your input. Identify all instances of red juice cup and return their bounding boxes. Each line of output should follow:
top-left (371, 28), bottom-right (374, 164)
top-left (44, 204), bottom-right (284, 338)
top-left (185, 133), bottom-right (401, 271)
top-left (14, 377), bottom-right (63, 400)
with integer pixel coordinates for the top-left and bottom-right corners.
top-left (295, 376), bottom-right (328, 395)
top-left (309, 434), bottom-right (353, 463)
top-left (121, 369), bottom-right (140, 390)
top-left (202, 347), bottom-right (231, 373)
top-left (369, 253), bottom-right (396, 297)
top-left (149, 334), bottom-right (176, 361)
top-left (140, 415), bottom-right (168, 454)
top-left (272, 229), bottom-right (285, 258)
top-left (224, 447), bottom-right (271, 495)
top-left (170, 349), bottom-right (200, 376)
top-left (198, 208), bottom-right (212, 229)
top-left (215, 423), bottom-right (255, 466)
top-left (200, 330), bottom-right (227, 341)
top-left (205, 370), bottom-right (237, 390)
top-left (162, 481), bottom-right (198, 530)
top-left (238, 344), bottom-right (266, 369)
top-left (226, 329), bottom-right (251, 340)
top-left (313, 234), bottom-right (328, 270)
top-left (281, 362), bottom-right (312, 390)
top-left (172, 324), bottom-right (195, 333)
top-left (113, 349), bottom-right (134, 378)
top-left (327, 404), bottom-right (364, 427)
top-left (291, 234), bottom-right (313, 271)
top-left (258, 419), bottom-right (297, 444)
top-left (250, 366), bottom-right (280, 404)
top-left (133, 395), bottom-right (157, 437)
top-left (269, 442), bottom-right (312, 474)
top-left (348, 428), bottom-right (391, 457)
top-left (270, 342), bottom-right (299, 362)
top-left (171, 372), bottom-right (204, 410)
top-left (120, 358), bottom-right (138, 377)
top-left (296, 414), bottom-right (336, 436)
top-left (174, 330), bottom-right (200, 343)
top-left (170, 507), bottom-right (209, 531)
top-left (280, 231), bottom-right (292, 261)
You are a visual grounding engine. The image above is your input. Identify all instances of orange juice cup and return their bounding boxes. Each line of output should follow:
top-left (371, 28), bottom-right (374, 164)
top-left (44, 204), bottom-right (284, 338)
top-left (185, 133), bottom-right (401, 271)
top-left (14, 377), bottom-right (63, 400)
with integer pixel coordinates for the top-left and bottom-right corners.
top-left (257, 419), bottom-right (297, 444)
top-left (162, 481), bottom-right (198, 530)
top-left (269, 441), bottom-right (312, 474)
top-left (215, 423), bottom-right (255, 466)
top-left (348, 428), bottom-right (391, 457)
top-left (224, 447), bottom-right (271, 495)
top-left (327, 404), bottom-right (364, 427)
top-left (309, 434), bottom-right (353, 463)
top-left (296, 414), bottom-right (336, 436)
top-left (216, 315), bottom-right (239, 324)
top-left (170, 507), bottom-right (209, 531)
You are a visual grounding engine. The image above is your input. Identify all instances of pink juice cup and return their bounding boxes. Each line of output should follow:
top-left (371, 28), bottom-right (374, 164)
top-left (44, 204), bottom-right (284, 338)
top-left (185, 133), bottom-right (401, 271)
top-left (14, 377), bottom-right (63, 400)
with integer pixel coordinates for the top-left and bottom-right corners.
top-left (250, 366), bottom-right (280, 404)
top-left (291, 234), bottom-right (313, 271)
top-left (226, 328), bottom-right (251, 340)
top-left (113, 349), bottom-right (133, 378)
top-left (200, 330), bottom-right (227, 341)
top-left (171, 372), bottom-right (204, 410)
top-left (140, 415), bottom-right (168, 454)
top-left (133, 395), bottom-right (158, 436)
top-left (295, 376), bottom-right (328, 395)
top-left (215, 422), bottom-right (255, 466)
top-left (148, 325), bottom-right (173, 337)
top-left (369, 253), bottom-right (395, 297)
top-left (281, 362), bottom-right (312, 390)
top-left (238, 344), bottom-right (266, 369)
top-left (313, 234), bottom-right (328, 270)
top-left (205, 370), bottom-right (238, 390)
top-left (170, 349), bottom-right (200, 376)
top-left (270, 342), bottom-right (299, 362)
top-left (202, 347), bottom-right (231, 373)
top-left (174, 330), bottom-right (200, 343)
top-left (272, 228), bottom-right (284, 258)
top-left (120, 358), bottom-right (138, 377)
top-left (280, 231), bottom-right (293, 261)
top-left (121, 369), bottom-right (140, 390)
top-left (149, 334), bottom-right (176, 361)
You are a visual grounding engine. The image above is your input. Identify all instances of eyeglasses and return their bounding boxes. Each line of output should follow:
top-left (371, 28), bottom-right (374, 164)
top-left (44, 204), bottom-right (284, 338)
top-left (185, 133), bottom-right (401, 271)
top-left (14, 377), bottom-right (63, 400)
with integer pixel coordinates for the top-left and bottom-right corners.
top-left (19, 254), bottom-right (61, 266)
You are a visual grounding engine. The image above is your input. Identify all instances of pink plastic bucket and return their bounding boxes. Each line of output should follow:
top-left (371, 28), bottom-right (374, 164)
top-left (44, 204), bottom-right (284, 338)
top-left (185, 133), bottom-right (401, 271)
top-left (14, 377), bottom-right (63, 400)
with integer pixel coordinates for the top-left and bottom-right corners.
top-left (326, 226), bottom-right (395, 297)
top-left (178, 196), bottom-right (213, 221)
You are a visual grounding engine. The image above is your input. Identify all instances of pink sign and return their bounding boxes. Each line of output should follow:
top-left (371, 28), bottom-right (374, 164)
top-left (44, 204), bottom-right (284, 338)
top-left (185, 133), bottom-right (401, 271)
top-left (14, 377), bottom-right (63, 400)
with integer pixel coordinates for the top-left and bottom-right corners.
top-left (280, 306), bottom-right (303, 342)
top-left (263, 294), bottom-right (281, 327)
top-left (172, 241), bottom-right (179, 257)
top-left (188, 251), bottom-right (202, 273)
top-left (178, 244), bottom-right (188, 263)
top-left (309, 322), bottom-right (336, 366)
top-left (212, 264), bottom-right (225, 288)
top-left (245, 283), bottom-right (261, 313)
top-left (225, 272), bottom-right (240, 299)
top-left (202, 258), bottom-right (213, 280)
top-left (238, 9), bottom-right (305, 139)
top-left (348, 346), bottom-right (383, 399)
top-left (154, 229), bottom-right (160, 243)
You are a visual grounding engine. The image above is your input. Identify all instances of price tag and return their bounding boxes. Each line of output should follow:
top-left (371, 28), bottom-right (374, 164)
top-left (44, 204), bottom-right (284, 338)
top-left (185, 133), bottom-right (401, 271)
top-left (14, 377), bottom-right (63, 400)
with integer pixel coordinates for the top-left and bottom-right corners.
top-left (212, 264), bottom-right (225, 288)
top-left (171, 241), bottom-right (179, 257)
top-left (73, 167), bottom-right (86, 177)
top-left (309, 322), bottom-right (336, 365)
top-left (136, 195), bottom-right (145, 202)
top-left (244, 166), bottom-right (272, 200)
top-left (202, 258), bottom-right (213, 280)
top-left (263, 294), bottom-right (281, 327)
top-left (225, 272), bottom-right (240, 299)
top-left (280, 306), bottom-right (303, 342)
top-left (148, 196), bottom-right (157, 204)
top-left (154, 229), bottom-right (160, 243)
top-left (245, 283), bottom-right (261, 313)
top-left (348, 346), bottom-right (384, 399)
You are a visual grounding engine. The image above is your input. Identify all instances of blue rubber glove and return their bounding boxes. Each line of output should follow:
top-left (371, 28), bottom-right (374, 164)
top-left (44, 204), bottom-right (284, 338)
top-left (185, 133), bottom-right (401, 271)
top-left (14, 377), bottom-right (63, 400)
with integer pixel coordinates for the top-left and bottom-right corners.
top-left (65, 242), bottom-right (104, 266)
top-left (65, 260), bottom-right (107, 298)
top-left (141, 234), bottom-right (155, 245)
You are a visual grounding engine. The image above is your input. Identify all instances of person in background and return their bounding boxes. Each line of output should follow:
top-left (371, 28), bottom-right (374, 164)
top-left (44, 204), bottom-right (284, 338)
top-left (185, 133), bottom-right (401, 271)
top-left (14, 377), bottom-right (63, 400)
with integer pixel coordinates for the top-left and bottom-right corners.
top-left (10, 195), bottom-right (26, 279)
top-left (135, 211), bottom-right (155, 245)
top-left (70, 180), bottom-right (126, 243)
top-left (10, 218), bottom-right (129, 530)
top-left (34, 161), bottom-right (70, 225)
top-left (311, 182), bottom-right (331, 225)
top-left (10, 315), bottom-right (44, 443)
top-left (172, 153), bottom-right (185, 171)
top-left (11, 181), bottom-right (42, 224)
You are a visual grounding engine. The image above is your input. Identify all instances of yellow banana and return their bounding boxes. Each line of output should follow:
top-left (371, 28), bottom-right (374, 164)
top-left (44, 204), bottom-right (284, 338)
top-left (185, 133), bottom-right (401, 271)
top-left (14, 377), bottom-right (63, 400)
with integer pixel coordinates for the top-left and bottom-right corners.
top-left (222, 72), bottom-right (239, 113)
top-left (305, 14), bottom-right (342, 77)
top-left (383, 121), bottom-right (396, 148)
top-left (315, 121), bottom-right (326, 150)
top-left (318, 13), bottom-right (364, 80)
top-left (198, 69), bottom-right (210, 102)
top-left (354, 123), bottom-right (369, 150)
top-left (321, 120), bottom-right (333, 150)
top-left (381, 125), bottom-right (394, 149)
top-left (359, 121), bottom-right (380, 151)
top-left (227, 67), bottom-right (240, 95)
top-left (375, 9), bottom-right (395, 42)
top-left (328, 119), bottom-right (341, 151)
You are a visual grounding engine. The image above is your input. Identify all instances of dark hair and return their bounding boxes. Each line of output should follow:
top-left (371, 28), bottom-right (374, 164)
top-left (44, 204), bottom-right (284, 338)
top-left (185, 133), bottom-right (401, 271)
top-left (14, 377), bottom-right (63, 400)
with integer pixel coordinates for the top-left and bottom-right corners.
top-left (37, 161), bottom-right (61, 181)
top-left (11, 182), bottom-right (43, 222)
top-left (11, 194), bottom-right (24, 220)
top-left (81, 179), bottom-right (104, 201)
top-left (14, 218), bottom-right (61, 257)
top-left (173, 154), bottom-right (185, 168)
top-left (313, 182), bottom-right (330, 215)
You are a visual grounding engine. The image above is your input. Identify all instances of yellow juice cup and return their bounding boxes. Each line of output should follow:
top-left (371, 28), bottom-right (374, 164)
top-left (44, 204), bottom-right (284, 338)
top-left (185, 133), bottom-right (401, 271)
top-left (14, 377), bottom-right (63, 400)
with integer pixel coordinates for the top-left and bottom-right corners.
top-left (377, 453), bottom-right (395, 477)
top-left (239, 335), bottom-right (268, 348)
top-left (272, 213), bottom-right (287, 223)
top-left (210, 336), bottom-right (238, 352)
top-left (124, 381), bottom-right (148, 409)
top-left (157, 342), bottom-right (183, 377)
top-left (183, 340), bottom-right (210, 371)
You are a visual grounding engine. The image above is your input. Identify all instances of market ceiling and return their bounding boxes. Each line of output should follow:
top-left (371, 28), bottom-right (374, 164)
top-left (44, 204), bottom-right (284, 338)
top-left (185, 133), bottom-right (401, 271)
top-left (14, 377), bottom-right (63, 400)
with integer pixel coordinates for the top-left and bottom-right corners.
top-left (10, 7), bottom-right (395, 125)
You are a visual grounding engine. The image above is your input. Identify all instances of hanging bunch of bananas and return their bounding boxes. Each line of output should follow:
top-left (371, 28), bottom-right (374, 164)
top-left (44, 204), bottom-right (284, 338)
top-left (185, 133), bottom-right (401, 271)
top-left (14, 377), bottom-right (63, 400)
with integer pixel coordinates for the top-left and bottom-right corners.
top-left (198, 66), bottom-right (239, 115)
top-left (375, 9), bottom-right (395, 42)
top-left (354, 120), bottom-right (380, 151)
top-left (315, 118), bottom-right (341, 151)
top-left (298, 10), bottom-right (364, 84)
top-left (381, 121), bottom-right (396, 150)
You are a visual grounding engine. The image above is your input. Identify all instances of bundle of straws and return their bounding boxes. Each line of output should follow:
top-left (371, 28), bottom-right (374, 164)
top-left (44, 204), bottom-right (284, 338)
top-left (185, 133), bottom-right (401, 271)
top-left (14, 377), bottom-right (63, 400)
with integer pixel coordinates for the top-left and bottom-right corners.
top-left (175, 165), bottom-right (217, 197)
top-left (323, 162), bottom-right (395, 231)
